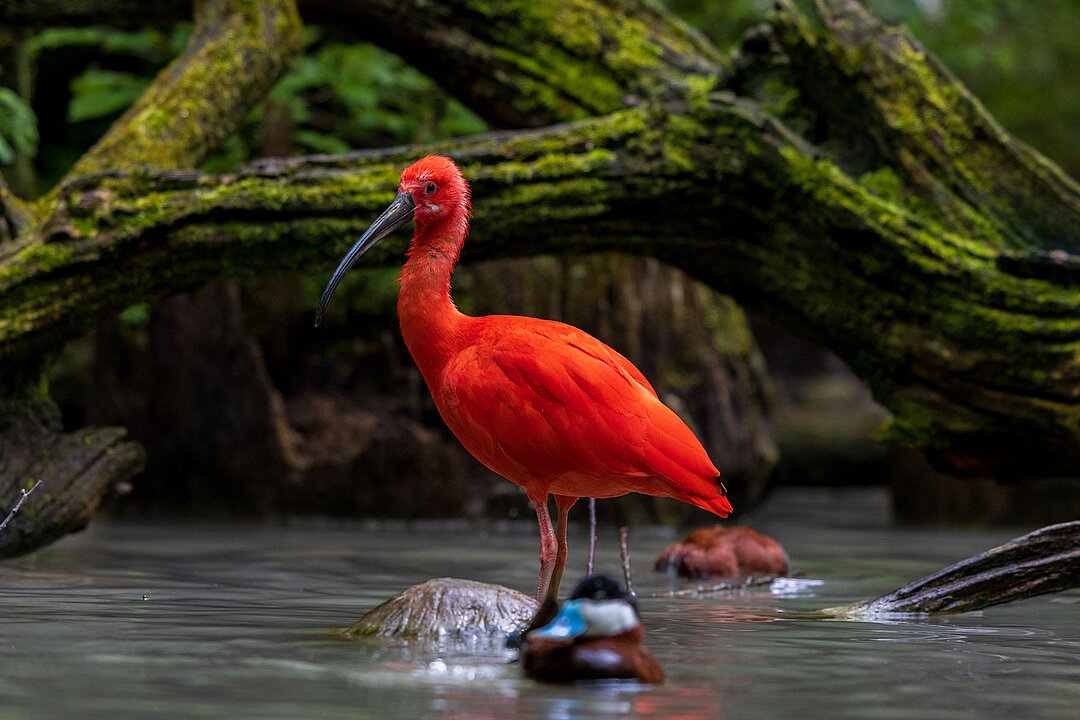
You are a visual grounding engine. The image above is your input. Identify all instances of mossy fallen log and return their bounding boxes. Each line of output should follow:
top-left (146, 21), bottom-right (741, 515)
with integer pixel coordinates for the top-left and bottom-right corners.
top-left (3, 0), bottom-right (1080, 556)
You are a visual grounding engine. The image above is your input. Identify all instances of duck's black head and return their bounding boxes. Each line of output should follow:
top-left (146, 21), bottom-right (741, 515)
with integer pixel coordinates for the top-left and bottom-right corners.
top-left (569, 574), bottom-right (638, 614)
top-left (522, 574), bottom-right (664, 684)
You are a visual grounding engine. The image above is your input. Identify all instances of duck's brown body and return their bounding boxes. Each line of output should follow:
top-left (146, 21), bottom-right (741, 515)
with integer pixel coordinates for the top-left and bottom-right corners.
top-left (656, 526), bottom-right (788, 579)
top-left (522, 624), bottom-right (664, 684)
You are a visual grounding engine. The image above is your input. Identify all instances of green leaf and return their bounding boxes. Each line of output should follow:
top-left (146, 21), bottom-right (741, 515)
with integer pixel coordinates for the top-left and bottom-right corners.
top-left (0, 87), bottom-right (39, 160)
top-left (118, 302), bottom-right (151, 327)
top-left (29, 26), bottom-right (188, 61)
top-left (68, 69), bottom-right (149, 122)
top-left (292, 130), bottom-right (351, 155)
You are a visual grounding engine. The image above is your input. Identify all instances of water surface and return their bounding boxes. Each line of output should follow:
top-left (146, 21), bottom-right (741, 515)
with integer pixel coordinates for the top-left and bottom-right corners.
top-left (2, 488), bottom-right (1078, 719)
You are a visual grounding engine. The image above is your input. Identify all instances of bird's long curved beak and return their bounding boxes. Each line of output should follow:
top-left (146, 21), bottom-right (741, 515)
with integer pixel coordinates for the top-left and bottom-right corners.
top-left (314, 191), bottom-right (416, 327)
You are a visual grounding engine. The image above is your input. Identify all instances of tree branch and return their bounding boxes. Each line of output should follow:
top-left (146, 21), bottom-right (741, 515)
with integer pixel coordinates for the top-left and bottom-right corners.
top-left (762, 0), bottom-right (1080, 251)
top-left (6, 86), bottom-right (1080, 477)
top-left (0, 391), bottom-right (145, 558)
top-left (3, 0), bottom-right (1080, 556)
top-left (62, 0), bottom-right (302, 183)
top-left (829, 521), bottom-right (1080, 615)
top-left (0, 173), bottom-right (31, 244)
top-left (0, 479), bottom-right (40, 533)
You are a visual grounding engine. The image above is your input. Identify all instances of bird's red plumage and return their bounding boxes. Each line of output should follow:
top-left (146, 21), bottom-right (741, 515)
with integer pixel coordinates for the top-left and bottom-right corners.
top-left (432, 316), bottom-right (731, 517)
top-left (343, 154), bottom-right (731, 601)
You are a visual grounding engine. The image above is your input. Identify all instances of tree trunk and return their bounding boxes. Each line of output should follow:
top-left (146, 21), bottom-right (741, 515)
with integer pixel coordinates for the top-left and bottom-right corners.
top-left (3, 0), bottom-right (1080, 554)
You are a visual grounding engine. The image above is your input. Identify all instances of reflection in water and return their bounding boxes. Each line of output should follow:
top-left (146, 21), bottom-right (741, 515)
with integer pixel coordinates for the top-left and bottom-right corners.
top-left (411, 681), bottom-right (724, 720)
top-left (1, 489), bottom-right (1079, 719)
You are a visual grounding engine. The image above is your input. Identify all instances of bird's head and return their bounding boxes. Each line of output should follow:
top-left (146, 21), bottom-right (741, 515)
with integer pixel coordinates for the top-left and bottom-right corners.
top-left (398, 154), bottom-right (470, 223)
top-left (569, 574), bottom-right (636, 606)
top-left (314, 155), bottom-right (469, 326)
top-left (529, 574), bottom-right (641, 642)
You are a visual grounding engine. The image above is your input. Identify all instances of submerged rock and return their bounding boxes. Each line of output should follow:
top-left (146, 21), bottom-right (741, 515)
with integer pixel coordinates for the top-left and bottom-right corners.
top-left (348, 578), bottom-right (538, 638)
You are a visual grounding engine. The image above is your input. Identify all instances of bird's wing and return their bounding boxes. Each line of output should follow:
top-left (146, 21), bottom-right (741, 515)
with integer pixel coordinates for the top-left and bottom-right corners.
top-left (435, 318), bottom-right (728, 514)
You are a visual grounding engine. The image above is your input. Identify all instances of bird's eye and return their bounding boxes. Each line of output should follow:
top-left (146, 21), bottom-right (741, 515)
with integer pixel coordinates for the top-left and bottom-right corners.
top-left (425, 183), bottom-right (437, 195)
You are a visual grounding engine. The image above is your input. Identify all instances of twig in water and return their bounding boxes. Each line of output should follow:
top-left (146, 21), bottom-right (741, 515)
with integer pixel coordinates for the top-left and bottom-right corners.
top-left (655, 575), bottom-right (779, 598)
top-left (0, 480), bottom-right (42, 533)
top-left (586, 498), bottom-right (597, 576)
top-left (619, 526), bottom-right (634, 599)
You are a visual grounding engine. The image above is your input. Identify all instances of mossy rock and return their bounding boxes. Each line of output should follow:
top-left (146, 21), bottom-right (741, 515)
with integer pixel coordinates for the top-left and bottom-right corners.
top-left (348, 578), bottom-right (538, 638)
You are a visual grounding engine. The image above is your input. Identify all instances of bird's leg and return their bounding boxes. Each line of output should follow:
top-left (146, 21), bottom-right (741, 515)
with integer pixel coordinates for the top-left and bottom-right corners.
top-left (587, 498), bottom-right (597, 576)
top-left (530, 492), bottom-right (558, 603)
top-left (548, 495), bottom-right (578, 604)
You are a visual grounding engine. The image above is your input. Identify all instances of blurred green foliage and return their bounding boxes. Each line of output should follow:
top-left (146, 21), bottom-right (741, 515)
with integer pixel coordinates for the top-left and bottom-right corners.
top-left (3, 25), bottom-right (486, 190)
top-left (0, 79), bottom-right (37, 164)
top-left (27, 26), bottom-right (188, 57)
top-left (275, 30), bottom-right (487, 150)
top-left (206, 28), bottom-right (487, 173)
top-left (67, 69), bottom-right (149, 123)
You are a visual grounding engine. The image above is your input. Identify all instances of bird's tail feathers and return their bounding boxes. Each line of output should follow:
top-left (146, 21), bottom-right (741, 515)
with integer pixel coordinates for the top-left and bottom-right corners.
top-left (683, 481), bottom-right (733, 518)
top-left (644, 440), bottom-right (732, 517)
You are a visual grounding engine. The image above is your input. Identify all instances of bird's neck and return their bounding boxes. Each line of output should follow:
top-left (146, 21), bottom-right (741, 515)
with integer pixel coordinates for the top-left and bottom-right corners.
top-left (397, 215), bottom-right (468, 381)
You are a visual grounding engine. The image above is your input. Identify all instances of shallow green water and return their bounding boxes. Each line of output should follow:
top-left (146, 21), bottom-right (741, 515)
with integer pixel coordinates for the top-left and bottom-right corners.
top-left (2, 488), bottom-right (1078, 719)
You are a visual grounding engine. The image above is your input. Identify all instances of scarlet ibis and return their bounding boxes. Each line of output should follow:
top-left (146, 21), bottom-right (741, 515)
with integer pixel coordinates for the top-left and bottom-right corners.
top-left (656, 526), bottom-right (788, 579)
top-left (315, 155), bottom-right (732, 604)
top-left (522, 574), bottom-right (664, 684)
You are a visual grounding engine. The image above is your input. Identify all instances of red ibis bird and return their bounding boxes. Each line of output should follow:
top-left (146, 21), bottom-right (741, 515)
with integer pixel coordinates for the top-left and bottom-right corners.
top-left (315, 155), bottom-right (732, 604)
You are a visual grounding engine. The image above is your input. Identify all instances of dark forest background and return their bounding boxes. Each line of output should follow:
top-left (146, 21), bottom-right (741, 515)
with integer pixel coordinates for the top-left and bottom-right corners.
top-left (3, 0), bottom-right (1078, 526)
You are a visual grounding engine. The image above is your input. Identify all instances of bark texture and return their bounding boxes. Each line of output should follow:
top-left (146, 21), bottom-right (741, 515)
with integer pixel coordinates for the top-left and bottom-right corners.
top-left (829, 521), bottom-right (1080, 615)
top-left (0, 392), bottom-right (144, 558)
top-left (3, 0), bottom-right (1080, 554)
top-left (0, 0), bottom-right (302, 556)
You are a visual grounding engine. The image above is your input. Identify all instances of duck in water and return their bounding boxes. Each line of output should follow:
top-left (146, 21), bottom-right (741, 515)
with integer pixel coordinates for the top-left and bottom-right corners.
top-left (522, 574), bottom-right (664, 684)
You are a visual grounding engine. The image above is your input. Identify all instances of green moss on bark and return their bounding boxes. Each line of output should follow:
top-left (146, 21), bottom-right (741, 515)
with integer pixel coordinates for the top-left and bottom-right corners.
top-left (63, 0), bottom-right (302, 180)
top-left (4, 0), bottom-right (1080, 507)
